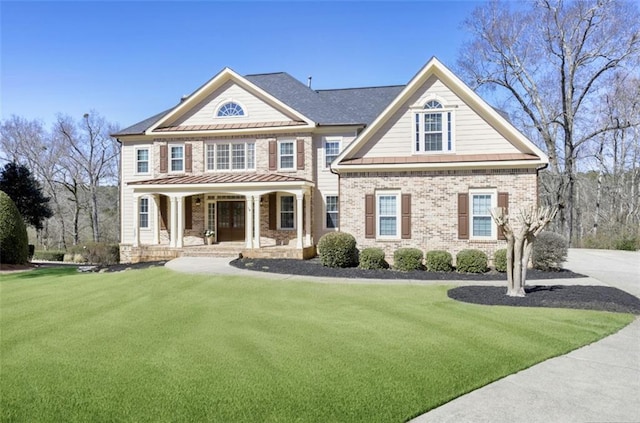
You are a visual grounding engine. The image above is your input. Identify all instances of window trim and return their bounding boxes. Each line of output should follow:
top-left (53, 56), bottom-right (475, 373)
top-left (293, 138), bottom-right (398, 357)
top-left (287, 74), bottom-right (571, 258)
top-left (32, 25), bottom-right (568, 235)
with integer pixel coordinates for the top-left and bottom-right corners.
top-left (469, 188), bottom-right (497, 240)
top-left (376, 190), bottom-right (400, 239)
top-left (323, 137), bottom-right (342, 169)
top-left (277, 139), bottom-right (296, 171)
top-left (324, 194), bottom-right (339, 230)
top-left (277, 193), bottom-right (296, 230)
top-left (135, 147), bottom-right (150, 175)
top-left (412, 99), bottom-right (455, 154)
top-left (169, 144), bottom-right (184, 173)
top-left (139, 197), bottom-right (150, 229)
top-left (215, 100), bottom-right (247, 118)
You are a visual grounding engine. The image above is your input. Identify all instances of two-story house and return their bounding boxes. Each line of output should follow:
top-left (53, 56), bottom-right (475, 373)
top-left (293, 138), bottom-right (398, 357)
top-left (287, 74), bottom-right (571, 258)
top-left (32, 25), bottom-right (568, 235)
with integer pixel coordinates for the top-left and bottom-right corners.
top-left (114, 57), bottom-right (548, 264)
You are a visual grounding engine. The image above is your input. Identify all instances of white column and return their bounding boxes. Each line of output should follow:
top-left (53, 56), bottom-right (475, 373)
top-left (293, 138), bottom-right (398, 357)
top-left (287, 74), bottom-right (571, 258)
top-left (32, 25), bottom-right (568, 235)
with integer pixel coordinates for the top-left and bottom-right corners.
top-left (296, 193), bottom-right (304, 249)
top-left (169, 196), bottom-right (178, 248)
top-left (304, 190), bottom-right (311, 246)
top-left (152, 195), bottom-right (160, 245)
top-left (132, 194), bottom-right (139, 247)
top-left (245, 195), bottom-right (253, 249)
top-left (253, 195), bottom-right (261, 248)
top-left (176, 196), bottom-right (184, 248)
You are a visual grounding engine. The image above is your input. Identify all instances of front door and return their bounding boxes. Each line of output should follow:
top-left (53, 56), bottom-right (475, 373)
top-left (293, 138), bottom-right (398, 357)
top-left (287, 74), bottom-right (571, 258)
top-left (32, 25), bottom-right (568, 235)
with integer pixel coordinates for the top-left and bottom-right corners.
top-left (217, 201), bottom-right (245, 242)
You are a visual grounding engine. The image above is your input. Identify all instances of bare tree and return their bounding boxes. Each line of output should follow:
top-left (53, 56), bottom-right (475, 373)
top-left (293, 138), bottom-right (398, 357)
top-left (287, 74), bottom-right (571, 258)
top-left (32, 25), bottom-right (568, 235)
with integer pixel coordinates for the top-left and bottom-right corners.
top-left (491, 206), bottom-right (557, 296)
top-left (458, 0), bottom-right (640, 244)
top-left (55, 112), bottom-right (119, 242)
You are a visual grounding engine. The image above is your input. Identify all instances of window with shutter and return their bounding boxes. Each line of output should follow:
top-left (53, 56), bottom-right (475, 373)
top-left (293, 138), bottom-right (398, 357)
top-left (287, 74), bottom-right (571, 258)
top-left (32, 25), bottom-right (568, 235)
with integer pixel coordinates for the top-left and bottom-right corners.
top-left (268, 141), bottom-right (277, 171)
top-left (296, 139), bottom-right (305, 170)
top-left (401, 193), bottom-right (411, 239)
top-left (160, 145), bottom-right (168, 173)
top-left (458, 193), bottom-right (469, 239)
top-left (185, 196), bottom-right (192, 230)
top-left (365, 194), bottom-right (375, 238)
top-left (497, 192), bottom-right (509, 240)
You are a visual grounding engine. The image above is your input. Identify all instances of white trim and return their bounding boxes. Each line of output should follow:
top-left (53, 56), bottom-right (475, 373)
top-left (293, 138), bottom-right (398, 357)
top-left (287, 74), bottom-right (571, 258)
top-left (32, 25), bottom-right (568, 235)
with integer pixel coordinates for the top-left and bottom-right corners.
top-left (335, 160), bottom-right (545, 172)
top-left (214, 98), bottom-right (248, 118)
top-left (277, 138), bottom-right (296, 171)
top-left (333, 57), bottom-right (549, 171)
top-left (134, 146), bottom-right (151, 175)
top-left (139, 196), bottom-right (150, 229)
top-left (323, 193), bottom-right (339, 230)
top-left (469, 188), bottom-right (498, 240)
top-left (375, 190), bottom-right (401, 240)
top-left (277, 193), bottom-right (296, 230)
top-left (323, 136), bottom-right (342, 169)
top-left (168, 144), bottom-right (184, 173)
top-left (145, 68), bottom-right (315, 134)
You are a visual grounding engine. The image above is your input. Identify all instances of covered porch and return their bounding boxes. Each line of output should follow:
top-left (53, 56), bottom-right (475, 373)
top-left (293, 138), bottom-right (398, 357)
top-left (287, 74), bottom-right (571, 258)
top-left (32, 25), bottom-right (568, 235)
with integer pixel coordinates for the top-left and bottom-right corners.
top-left (123, 174), bottom-right (316, 263)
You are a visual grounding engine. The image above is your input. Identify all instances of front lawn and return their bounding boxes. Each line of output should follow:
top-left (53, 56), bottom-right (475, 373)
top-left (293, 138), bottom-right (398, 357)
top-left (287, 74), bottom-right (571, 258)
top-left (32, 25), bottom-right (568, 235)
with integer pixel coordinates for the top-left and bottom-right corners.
top-left (0, 267), bottom-right (633, 422)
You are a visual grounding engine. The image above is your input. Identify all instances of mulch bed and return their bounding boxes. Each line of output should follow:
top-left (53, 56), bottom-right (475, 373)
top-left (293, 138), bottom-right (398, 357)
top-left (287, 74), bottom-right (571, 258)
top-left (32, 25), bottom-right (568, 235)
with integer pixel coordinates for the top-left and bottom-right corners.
top-left (448, 285), bottom-right (640, 314)
top-left (230, 257), bottom-right (585, 281)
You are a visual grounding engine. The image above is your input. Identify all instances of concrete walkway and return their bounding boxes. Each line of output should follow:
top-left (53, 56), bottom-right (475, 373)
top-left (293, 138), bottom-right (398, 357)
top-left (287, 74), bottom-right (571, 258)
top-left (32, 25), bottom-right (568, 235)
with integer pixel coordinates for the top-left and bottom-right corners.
top-left (165, 249), bottom-right (640, 423)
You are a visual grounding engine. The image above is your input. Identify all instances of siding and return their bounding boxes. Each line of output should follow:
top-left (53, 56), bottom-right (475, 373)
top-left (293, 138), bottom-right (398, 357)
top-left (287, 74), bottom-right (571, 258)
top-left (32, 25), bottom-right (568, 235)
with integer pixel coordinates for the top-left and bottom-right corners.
top-left (169, 80), bottom-right (295, 127)
top-left (357, 75), bottom-right (521, 158)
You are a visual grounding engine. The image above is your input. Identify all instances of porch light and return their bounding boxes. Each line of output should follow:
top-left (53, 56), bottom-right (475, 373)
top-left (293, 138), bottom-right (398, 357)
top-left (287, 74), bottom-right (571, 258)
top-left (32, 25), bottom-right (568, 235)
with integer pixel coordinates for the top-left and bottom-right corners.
top-left (195, 197), bottom-right (201, 206)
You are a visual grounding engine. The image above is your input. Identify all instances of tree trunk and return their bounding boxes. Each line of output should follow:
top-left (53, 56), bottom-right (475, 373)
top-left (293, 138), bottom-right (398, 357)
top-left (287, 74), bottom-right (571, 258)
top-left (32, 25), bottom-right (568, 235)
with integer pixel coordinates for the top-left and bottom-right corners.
top-left (508, 234), bottom-right (526, 297)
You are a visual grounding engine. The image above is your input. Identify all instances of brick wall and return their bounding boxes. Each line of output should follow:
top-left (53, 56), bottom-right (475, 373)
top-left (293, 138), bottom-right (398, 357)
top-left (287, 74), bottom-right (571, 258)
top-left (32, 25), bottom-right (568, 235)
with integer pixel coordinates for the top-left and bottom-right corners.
top-left (339, 168), bottom-right (538, 263)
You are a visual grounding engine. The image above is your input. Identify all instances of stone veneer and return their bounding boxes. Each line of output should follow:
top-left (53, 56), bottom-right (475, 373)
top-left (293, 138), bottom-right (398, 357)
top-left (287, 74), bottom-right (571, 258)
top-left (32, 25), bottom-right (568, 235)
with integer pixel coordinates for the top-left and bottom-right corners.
top-left (339, 168), bottom-right (538, 264)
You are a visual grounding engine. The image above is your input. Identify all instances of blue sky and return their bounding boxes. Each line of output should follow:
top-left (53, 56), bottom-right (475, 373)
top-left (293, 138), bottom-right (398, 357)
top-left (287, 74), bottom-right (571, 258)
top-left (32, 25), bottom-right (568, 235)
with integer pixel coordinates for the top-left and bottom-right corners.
top-left (1, 1), bottom-right (484, 129)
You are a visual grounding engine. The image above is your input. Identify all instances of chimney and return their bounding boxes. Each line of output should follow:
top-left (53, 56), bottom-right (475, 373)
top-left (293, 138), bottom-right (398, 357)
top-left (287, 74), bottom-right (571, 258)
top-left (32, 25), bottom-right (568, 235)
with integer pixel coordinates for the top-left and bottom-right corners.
top-left (307, 76), bottom-right (312, 88)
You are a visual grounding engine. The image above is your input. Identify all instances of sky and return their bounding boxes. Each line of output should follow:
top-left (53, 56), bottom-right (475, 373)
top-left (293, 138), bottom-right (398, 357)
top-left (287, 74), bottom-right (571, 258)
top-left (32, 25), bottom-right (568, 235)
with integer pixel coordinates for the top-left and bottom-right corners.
top-left (1, 1), bottom-right (485, 130)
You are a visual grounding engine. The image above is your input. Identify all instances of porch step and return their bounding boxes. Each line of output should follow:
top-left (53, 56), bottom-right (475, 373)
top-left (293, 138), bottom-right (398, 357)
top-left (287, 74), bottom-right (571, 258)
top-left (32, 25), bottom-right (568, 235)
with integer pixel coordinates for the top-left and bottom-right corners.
top-left (180, 245), bottom-right (242, 259)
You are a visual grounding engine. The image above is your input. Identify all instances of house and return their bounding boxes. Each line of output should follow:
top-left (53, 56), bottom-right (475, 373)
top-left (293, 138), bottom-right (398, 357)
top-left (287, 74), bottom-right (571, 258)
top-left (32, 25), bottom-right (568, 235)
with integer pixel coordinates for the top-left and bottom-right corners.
top-left (113, 57), bottom-right (548, 264)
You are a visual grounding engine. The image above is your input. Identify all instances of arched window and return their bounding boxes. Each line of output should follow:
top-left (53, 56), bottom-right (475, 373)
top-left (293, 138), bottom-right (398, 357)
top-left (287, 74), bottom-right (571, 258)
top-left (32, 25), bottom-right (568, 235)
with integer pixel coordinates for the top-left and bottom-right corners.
top-left (424, 100), bottom-right (443, 109)
top-left (217, 102), bottom-right (245, 117)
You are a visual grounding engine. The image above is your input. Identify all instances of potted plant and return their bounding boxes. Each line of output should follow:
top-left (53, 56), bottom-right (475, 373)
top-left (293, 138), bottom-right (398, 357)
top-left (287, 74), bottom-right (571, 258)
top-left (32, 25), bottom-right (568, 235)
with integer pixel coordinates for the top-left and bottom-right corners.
top-left (204, 229), bottom-right (215, 245)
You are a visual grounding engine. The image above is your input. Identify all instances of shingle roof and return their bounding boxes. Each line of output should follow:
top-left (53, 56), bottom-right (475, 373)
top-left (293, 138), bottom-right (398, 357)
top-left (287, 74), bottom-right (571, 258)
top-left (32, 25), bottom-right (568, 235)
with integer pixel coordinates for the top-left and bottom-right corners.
top-left (113, 71), bottom-right (405, 136)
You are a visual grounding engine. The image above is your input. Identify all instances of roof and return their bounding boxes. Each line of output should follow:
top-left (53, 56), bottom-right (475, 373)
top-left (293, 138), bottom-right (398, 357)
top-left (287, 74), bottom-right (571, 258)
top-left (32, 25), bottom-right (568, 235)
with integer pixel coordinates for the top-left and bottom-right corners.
top-left (128, 173), bottom-right (311, 186)
top-left (339, 153), bottom-right (539, 166)
top-left (113, 71), bottom-right (404, 137)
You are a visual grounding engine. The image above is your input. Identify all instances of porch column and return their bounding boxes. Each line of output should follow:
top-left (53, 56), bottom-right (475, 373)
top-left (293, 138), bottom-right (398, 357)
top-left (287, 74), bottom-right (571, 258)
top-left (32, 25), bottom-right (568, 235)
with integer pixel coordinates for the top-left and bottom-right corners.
top-left (169, 196), bottom-right (178, 248)
top-left (152, 195), bottom-right (160, 245)
top-left (304, 190), bottom-right (311, 246)
top-left (253, 195), bottom-right (261, 248)
top-left (176, 196), bottom-right (184, 248)
top-left (245, 195), bottom-right (254, 248)
top-left (132, 194), bottom-right (139, 247)
top-left (296, 193), bottom-right (304, 249)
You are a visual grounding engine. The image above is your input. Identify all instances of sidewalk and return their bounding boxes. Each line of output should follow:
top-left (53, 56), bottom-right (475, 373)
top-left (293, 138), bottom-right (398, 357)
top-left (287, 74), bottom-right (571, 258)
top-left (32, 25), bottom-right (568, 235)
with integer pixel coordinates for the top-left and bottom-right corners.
top-left (165, 250), bottom-right (640, 423)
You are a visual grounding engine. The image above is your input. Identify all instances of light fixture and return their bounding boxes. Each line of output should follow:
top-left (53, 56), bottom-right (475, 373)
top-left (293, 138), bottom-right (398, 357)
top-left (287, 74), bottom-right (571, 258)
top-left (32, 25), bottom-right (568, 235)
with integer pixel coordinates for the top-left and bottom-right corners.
top-left (195, 197), bottom-right (201, 206)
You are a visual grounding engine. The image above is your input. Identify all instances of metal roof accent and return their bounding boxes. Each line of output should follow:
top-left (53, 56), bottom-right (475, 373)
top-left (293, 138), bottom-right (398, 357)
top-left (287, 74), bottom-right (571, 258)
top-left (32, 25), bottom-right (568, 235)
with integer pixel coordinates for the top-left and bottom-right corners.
top-left (153, 120), bottom-right (307, 132)
top-left (129, 173), bottom-right (312, 185)
top-left (339, 153), bottom-right (540, 166)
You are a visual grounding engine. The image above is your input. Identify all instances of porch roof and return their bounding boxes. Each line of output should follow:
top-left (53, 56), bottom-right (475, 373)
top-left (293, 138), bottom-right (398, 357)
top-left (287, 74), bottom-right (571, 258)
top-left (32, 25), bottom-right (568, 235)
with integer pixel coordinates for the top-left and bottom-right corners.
top-left (128, 173), bottom-right (312, 186)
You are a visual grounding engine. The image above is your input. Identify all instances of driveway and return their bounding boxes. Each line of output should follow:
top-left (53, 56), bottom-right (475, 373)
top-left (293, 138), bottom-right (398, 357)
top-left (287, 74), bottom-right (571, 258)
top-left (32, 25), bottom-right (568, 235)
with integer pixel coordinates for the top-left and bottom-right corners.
top-left (412, 248), bottom-right (640, 423)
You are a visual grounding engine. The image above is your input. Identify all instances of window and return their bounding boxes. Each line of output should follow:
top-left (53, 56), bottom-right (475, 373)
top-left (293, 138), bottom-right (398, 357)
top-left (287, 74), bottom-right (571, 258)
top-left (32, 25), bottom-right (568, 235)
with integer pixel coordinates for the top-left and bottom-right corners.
top-left (279, 195), bottom-right (295, 229)
top-left (279, 141), bottom-right (295, 170)
top-left (206, 142), bottom-right (255, 171)
top-left (324, 138), bottom-right (341, 168)
top-left (414, 100), bottom-right (453, 153)
top-left (377, 192), bottom-right (399, 237)
top-left (470, 190), bottom-right (496, 238)
top-left (139, 197), bottom-right (149, 228)
top-left (325, 195), bottom-right (339, 229)
top-left (170, 145), bottom-right (184, 172)
top-left (217, 102), bottom-right (245, 117)
top-left (136, 148), bottom-right (149, 174)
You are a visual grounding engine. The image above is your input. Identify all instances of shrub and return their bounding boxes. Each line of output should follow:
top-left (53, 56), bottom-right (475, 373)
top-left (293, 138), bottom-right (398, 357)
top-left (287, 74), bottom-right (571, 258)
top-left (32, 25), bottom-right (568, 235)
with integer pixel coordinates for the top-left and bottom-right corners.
top-left (33, 250), bottom-right (65, 261)
top-left (456, 249), bottom-right (488, 273)
top-left (359, 247), bottom-right (388, 270)
top-left (0, 190), bottom-right (29, 264)
top-left (84, 242), bottom-right (120, 265)
top-left (317, 232), bottom-right (358, 268)
top-left (532, 231), bottom-right (568, 271)
top-left (494, 249), bottom-right (507, 272)
top-left (425, 250), bottom-right (453, 272)
top-left (614, 236), bottom-right (639, 251)
top-left (393, 248), bottom-right (424, 271)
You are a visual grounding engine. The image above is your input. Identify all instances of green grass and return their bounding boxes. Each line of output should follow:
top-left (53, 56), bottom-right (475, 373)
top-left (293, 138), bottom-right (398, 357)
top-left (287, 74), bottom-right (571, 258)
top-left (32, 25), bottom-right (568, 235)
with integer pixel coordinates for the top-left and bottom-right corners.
top-left (0, 267), bottom-right (633, 422)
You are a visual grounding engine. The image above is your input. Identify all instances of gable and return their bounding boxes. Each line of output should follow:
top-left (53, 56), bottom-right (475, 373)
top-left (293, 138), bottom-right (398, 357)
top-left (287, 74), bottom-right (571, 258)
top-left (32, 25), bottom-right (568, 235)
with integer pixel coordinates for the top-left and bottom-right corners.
top-left (165, 79), bottom-right (299, 128)
top-left (334, 57), bottom-right (548, 170)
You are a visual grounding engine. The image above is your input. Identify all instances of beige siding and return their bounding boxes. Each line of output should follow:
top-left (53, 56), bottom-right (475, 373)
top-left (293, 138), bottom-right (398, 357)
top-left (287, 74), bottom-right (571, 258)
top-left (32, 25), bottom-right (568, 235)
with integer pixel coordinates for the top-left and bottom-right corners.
top-left (358, 75), bottom-right (521, 158)
top-left (169, 80), bottom-right (295, 126)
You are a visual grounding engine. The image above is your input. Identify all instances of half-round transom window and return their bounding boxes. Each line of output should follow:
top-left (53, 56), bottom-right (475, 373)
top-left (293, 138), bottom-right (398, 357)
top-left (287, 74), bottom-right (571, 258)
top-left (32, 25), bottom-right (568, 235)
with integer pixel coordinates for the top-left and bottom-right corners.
top-left (424, 100), bottom-right (443, 109)
top-left (217, 102), bottom-right (245, 117)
